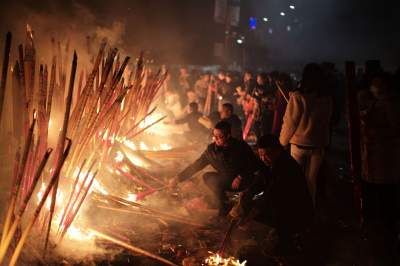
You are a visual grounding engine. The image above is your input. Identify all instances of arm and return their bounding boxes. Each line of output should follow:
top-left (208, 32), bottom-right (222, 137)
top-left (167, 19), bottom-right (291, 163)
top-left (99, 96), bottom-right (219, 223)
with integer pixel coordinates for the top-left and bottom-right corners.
top-left (177, 151), bottom-right (209, 182)
top-left (279, 92), bottom-right (303, 146)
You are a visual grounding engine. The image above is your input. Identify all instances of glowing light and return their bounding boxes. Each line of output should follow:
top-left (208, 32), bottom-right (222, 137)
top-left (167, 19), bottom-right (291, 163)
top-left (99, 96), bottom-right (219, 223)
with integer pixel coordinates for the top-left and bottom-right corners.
top-left (280, 12), bottom-right (285, 16)
top-left (290, 5), bottom-right (295, 10)
top-left (286, 25), bottom-right (292, 31)
top-left (115, 151), bottom-right (124, 162)
top-left (139, 141), bottom-right (149, 151)
top-left (236, 39), bottom-right (243, 44)
top-left (205, 252), bottom-right (246, 266)
top-left (126, 193), bottom-right (137, 202)
top-left (262, 17), bottom-right (268, 22)
top-left (159, 143), bottom-right (172, 150)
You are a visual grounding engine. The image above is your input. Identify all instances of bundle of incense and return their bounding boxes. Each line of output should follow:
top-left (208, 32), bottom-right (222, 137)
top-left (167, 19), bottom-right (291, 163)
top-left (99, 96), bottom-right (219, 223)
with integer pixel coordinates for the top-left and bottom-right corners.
top-left (0, 148), bottom-right (52, 262)
top-left (7, 140), bottom-right (71, 266)
top-left (44, 51), bottom-right (77, 254)
top-left (1, 115), bottom-right (36, 247)
top-left (59, 171), bottom-right (98, 242)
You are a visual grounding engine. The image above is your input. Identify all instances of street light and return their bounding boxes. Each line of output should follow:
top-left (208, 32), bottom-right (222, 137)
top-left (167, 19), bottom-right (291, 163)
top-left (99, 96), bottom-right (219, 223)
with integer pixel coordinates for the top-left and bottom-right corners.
top-left (280, 12), bottom-right (285, 16)
top-left (262, 17), bottom-right (269, 22)
top-left (289, 5), bottom-right (295, 10)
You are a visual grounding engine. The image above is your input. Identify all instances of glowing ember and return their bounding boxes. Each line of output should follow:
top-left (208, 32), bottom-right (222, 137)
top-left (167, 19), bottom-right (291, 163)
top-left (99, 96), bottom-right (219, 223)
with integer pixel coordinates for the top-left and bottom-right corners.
top-left (114, 151), bottom-right (124, 162)
top-left (204, 252), bottom-right (246, 266)
top-left (126, 193), bottom-right (137, 202)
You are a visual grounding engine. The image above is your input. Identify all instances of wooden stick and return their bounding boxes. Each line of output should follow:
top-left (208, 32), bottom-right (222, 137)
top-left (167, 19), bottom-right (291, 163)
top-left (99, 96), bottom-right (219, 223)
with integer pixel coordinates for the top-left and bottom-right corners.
top-left (274, 80), bottom-right (289, 103)
top-left (89, 229), bottom-right (178, 266)
top-left (0, 32), bottom-right (11, 124)
top-left (218, 219), bottom-right (237, 256)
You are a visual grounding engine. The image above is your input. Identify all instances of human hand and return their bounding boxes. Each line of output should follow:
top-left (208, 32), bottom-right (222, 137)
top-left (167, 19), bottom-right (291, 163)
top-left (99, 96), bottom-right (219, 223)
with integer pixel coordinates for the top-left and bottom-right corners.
top-left (231, 175), bottom-right (242, 190)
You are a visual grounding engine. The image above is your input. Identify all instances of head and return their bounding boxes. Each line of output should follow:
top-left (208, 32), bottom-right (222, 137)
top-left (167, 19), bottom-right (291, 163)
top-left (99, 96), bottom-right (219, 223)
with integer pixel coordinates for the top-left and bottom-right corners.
top-left (180, 67), bottom-right (188, 76)
top-left (300, 63), bottom-right (324, 94)
top-left (186, 90), bottom-right (198, 102)
top-left (220, 103), bottom-right (234, 119)
top-left (202, 73), bottom-right (211, 82)
top-left (225, 73), bottom-right (233, 83)
top-left (244, 71), bottom-right (252, 82)
top-left (370, 73), bottom-right (394, 99)
top-left (213, 121), bottom-right (231, 147)
top-left (218, 70), bottom-right (226, 81)
top-left (257, 134), bottom-right (283, 166)
top-left (189, 102), bottom-right (199, 113)
top-left (256, 73), bottom-right (268, 85)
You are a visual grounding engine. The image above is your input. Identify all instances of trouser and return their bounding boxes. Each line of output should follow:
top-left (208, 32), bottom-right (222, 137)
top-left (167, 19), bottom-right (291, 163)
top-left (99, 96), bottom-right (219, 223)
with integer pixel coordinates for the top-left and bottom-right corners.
top-left (291, 145), bottom-right (325, 207)
top-left (361, 181), bottom-right (400, 265)
top-left (202, 172), bottom-right (236, 215)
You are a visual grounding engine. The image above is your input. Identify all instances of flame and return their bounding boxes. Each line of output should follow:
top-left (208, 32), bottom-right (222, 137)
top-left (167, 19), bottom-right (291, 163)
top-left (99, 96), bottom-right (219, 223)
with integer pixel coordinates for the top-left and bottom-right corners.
top-left (114, 151), bottom-right (124, 162)
top-left (139, 141), bottom-right (149, 151)
top-left (205, 252), bottom-right (247, 266)
top-left (126, 193), bottom-right (137, 202)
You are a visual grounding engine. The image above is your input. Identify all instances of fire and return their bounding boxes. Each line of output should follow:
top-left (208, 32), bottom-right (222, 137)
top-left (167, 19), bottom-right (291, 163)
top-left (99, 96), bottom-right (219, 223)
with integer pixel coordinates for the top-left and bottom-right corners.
top-left (126, 193), bottom-right (137, 202)
top-left (204, 252), bottom-right (247, 266)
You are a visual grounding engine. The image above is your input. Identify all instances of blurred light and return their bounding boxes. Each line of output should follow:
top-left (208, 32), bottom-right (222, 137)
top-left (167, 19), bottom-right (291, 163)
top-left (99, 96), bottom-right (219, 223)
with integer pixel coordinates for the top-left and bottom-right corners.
top-left (262, 17), bottom-right (269, 22)
top-left (286, 25), bottom-right (292, 31)
top-left (289, 5), bottom-right (295, 10)
top-left (236, 39), bottom-right (243, 44)
top-left (268, 28), bottom-right (273, 34)
top-left (249, 17), bottom-right (257, 30)
top-left (280, 12), bottom-right (286, 16)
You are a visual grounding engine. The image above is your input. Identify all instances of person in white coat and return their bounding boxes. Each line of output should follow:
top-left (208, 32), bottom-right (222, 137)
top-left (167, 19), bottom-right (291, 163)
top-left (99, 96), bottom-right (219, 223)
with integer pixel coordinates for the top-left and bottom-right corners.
top-left (279, 63), bottom-right (333, 207)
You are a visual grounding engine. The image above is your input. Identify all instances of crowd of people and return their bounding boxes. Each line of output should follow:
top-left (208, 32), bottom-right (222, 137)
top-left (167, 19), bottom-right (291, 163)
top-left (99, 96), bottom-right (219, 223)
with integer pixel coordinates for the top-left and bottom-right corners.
top-left (162, 62), bottom-right (399, 264)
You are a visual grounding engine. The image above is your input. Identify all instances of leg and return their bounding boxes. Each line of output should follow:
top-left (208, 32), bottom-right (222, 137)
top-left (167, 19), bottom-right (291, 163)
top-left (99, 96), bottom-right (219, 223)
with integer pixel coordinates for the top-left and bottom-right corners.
top-left (307, 148), bottom-right (325, 207)
top-left (203, 172), bottom-right (231, 215)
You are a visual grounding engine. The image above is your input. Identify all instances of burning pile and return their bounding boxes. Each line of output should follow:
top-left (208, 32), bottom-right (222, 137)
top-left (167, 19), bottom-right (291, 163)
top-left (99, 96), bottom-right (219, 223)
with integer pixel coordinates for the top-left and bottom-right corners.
top-left (0, 26), bottom-right (250, 266)
top-left (0, 25), bottom-right (185, 265)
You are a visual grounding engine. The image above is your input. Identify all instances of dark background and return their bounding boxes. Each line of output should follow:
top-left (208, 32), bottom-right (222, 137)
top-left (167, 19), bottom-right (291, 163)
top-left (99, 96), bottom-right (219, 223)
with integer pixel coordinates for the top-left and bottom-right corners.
top-left (0, 0), bottom-right (399, 70)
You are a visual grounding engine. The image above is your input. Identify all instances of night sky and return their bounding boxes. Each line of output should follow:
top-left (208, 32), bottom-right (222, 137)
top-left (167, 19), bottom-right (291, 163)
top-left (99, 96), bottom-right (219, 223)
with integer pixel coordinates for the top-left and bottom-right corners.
top-left (0, 0), bottom-right (398, 69)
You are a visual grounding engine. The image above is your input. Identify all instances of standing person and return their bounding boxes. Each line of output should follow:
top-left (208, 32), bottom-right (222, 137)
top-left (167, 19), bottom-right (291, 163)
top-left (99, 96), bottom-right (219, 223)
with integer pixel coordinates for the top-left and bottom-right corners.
top-left (271, 73), bottom-right (292, 136)
top-left (194, 73), bottom-right (210, 105)
top-left (243, 71), bottom-right (256, 94)
top-left (178, 67), bottom-right (193, 106)
top-left (220, 103), bottom-right (243, 140)
top-left (253, 73), bottom-right (275, 137)
top-left (279, 63), bottom-right (333, 207)
top-left (359, 73), bottom-right (400, 265)
top-left (169, 121), bottom-right (260, 215)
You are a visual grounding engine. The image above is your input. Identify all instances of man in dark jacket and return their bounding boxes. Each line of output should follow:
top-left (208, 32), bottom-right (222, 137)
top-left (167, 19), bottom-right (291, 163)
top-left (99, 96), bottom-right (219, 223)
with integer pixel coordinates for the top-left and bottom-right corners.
top-left (233, 134), bottom-right (313, 254)
top-left (220, 103), bottom-right (243, 140)
top-left (170, 121), bottom-right (260, 214)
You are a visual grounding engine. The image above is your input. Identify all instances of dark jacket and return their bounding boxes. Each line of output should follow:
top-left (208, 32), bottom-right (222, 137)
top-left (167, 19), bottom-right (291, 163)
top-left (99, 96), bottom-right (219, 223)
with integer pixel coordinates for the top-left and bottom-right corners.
top-left (248, 152), bottom-right (313, 234)
top-left (221, 114), bottom-right (243, 140)
top-left (175, 111), bottom-right (208, 135)
top-left (177, 138), bottom-right (260, 185)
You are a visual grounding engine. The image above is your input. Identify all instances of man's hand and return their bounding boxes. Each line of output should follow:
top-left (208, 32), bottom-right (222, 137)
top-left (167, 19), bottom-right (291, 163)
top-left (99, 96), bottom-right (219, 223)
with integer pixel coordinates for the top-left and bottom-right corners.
top-left (168, 176), bottom-right (179, 188)
top-left (231, 175), bottom-right (242, 190)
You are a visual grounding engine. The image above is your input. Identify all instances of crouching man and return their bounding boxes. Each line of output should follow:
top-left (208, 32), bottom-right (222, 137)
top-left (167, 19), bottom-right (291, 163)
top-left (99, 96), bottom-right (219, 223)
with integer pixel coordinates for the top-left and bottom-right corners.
top-left (169, 121), bottom-right (260, 215)
top-left (233, 134), bottom-right (314, 256)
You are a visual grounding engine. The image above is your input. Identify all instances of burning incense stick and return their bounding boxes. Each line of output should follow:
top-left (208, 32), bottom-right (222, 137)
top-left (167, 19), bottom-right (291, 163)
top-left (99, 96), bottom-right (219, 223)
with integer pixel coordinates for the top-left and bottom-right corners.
top-left (89, 229), bottom-right (178, 266)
